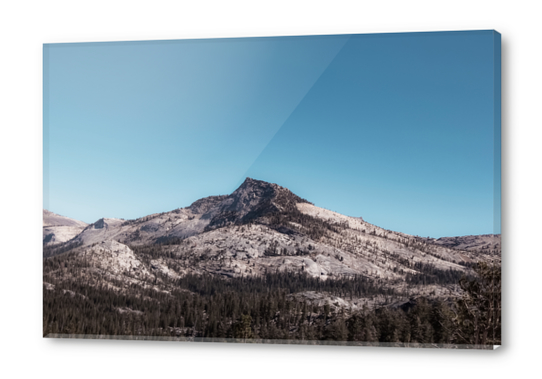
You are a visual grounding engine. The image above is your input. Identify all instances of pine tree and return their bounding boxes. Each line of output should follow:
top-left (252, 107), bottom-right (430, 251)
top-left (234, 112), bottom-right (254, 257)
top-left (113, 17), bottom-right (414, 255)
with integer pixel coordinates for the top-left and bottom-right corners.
top-left (452, 261), bottom-right (501, 345)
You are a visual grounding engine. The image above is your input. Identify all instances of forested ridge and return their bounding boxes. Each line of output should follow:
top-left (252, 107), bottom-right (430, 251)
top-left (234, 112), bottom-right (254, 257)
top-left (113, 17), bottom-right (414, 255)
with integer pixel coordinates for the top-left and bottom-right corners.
top-left (44, 247), bottom-right (500, 346)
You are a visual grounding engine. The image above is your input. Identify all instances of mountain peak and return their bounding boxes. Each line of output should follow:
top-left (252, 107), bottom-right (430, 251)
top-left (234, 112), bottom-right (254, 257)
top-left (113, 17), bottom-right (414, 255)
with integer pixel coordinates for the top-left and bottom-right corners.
top-left (231, 177), bottom-right (310, 208)
top-left (242, 177), bottom-right (258, 184)
top-left (232, 177), bottom-right (279, 198)
top-left (43, 209), bottom-right (88, 228)
top-left (203, 178), bottom-right (310, 231)
top-left (237, 177), bottom-right (281, 191)
top-left (86, 217), bottom-right (123, 231)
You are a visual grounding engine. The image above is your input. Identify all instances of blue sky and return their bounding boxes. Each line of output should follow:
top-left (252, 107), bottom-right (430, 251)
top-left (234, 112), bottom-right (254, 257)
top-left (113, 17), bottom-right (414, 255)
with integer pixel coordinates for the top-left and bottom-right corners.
top-left (44, 30), bottom-right (500, 238)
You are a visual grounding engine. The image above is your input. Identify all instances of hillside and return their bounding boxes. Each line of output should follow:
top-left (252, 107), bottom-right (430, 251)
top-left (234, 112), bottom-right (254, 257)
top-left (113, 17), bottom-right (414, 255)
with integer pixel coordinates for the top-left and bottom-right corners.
top-left (427, 234), bottom-right (501, 254)
top-left (43, 178), bottom-right (501, 345)
top-left (43, 209), bottom-right (88, 246)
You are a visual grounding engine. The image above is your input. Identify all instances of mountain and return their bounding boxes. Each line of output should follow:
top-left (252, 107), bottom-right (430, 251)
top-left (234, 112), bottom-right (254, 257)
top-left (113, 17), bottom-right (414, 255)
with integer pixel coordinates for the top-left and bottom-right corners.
top-left (43, 178), bottom-right (501, 342)
top-left (64, 178), bottom-right (309, 247)
top-left (426, 234), bottom-right (501, 253)
top-left (203, 177), bottom-right (311, 230)
top-left (43, 209), bottom-right (88, 246)
top-left (44, 176), bottom-right (499, 298)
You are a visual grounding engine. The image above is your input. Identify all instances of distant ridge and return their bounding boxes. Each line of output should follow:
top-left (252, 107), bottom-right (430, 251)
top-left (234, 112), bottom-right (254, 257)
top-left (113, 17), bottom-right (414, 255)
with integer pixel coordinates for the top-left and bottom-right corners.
top-left (43, 209), bottom-right (88, 245)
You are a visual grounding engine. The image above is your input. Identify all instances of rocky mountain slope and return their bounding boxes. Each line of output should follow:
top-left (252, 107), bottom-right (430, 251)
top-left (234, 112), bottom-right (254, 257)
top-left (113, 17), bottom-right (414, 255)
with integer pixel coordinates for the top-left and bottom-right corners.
top-left (43, 209), bottom-right (88, 246)
top-left (426, 234), bottom-right (501, 254)
top-left (44, 178), bottom-right (500, 311)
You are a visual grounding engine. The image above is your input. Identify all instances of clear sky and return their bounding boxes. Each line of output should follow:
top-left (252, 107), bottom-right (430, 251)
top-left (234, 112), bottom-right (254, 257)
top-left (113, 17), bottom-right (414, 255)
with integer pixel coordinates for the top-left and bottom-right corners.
top-left (44, 30), bottom-right (501, 238)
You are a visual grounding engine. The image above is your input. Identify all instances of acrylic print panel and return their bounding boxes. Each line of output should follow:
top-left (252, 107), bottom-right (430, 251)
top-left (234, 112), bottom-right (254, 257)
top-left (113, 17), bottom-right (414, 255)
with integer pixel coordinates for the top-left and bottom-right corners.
top-left (43, 30), bottom-right (501, 349)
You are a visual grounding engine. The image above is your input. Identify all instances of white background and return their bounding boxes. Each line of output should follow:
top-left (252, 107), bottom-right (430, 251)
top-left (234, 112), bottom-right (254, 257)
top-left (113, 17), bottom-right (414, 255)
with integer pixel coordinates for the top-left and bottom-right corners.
top-left (0, 0), bottom-right (539, 378)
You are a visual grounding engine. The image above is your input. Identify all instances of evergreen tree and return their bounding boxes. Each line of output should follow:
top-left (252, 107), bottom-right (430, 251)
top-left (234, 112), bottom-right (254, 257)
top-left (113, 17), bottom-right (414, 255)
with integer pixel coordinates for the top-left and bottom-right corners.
top-left (452, 261), bottom-right (501, 345)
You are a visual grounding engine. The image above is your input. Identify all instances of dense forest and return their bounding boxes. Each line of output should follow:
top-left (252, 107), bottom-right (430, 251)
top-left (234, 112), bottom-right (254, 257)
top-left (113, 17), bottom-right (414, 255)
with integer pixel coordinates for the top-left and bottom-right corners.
top-left (43, 246), bottom-right (500, 347)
